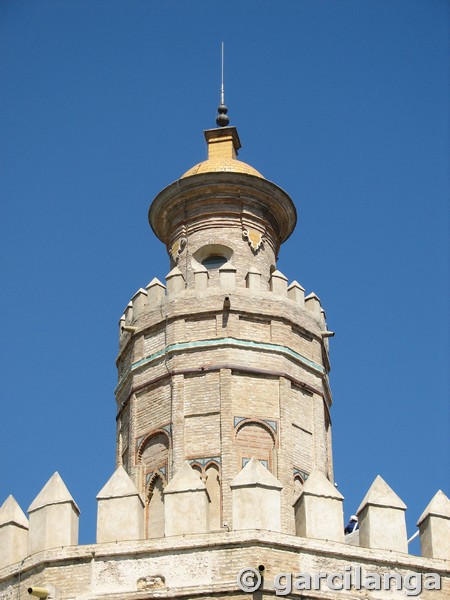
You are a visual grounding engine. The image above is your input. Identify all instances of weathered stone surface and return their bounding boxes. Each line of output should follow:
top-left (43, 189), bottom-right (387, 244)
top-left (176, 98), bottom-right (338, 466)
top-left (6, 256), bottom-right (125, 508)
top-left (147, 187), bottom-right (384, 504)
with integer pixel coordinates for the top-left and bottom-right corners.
top-left (231, 458), bottom-right (282, 532)
top-left (146, 277), bottom-right (166, 305)
top-left (28, 472), bottom-right (79, 554)
top-left (357, 475), bottom-right (408, 553)
top-left (417, 490), bottom-right (450, 560)
top-left (194, 265), bottom-right (208, 290)
top-left (96, 466), bottom-right (144, 543)
top-left (245, 266), bottom-right (261, 291)
top-left (131, 288), bottom-right (147, 318)
top-left (270, 269), bottom-right (288, 296)
top-left (287, 280), bottom-right (305, 305)
top-left (165, 267), bottom-right (185, 295)
top-left (294, 469), bottom-right (344, 542)
top-left (0, 496), bottom-right (28, 568)
top-left (164, 461), bottom-right (209, 536)
top-left (219, 261), bottom-right (237, 289)
top-left (0, 531), bottom-right (448, 599)
top-left (304, 292), bottom-right (321, 316)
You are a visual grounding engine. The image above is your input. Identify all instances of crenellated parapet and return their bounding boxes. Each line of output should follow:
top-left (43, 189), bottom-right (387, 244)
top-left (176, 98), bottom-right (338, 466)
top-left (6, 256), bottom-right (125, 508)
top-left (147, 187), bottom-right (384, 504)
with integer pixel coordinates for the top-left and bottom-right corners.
top-left (116, 267), bottom-right (332, 415)
top-left (118, 269), bottom-right (328, 348)
top-left (0, 464), bottom-right (448, 583)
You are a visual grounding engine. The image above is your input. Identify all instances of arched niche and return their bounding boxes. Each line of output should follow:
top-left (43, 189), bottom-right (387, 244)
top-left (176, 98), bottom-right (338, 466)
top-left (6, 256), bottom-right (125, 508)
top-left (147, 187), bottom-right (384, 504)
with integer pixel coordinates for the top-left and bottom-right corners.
top-left (138, 429), bottom-right (171, 539)
top-left (138, 430), bottom-right (170, 474)
top-left (235, 420), bottom-right (276, 473)
top-left (192, 244), bottom-right (233, 268)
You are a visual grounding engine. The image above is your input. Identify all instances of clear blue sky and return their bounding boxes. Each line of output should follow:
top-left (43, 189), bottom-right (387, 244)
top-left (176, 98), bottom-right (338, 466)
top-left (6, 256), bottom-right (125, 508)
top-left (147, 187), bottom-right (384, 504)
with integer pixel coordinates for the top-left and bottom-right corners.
top-left (1, 0), bottom-right (449, 551)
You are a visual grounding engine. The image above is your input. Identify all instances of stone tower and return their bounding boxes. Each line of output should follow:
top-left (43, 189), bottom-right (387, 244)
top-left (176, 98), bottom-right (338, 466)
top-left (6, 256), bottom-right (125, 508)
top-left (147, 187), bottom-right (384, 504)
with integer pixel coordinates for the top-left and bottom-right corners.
top-left (1, 108), bottom-right (448, 600)
top-left (115, 118), bottom-right (334, 537)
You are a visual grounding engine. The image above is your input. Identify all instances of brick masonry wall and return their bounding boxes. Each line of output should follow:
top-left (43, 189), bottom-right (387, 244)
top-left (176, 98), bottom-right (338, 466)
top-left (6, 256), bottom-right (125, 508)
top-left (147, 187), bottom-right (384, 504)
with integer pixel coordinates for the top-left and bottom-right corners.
top-left (115, 281), bottom-right (333, 534)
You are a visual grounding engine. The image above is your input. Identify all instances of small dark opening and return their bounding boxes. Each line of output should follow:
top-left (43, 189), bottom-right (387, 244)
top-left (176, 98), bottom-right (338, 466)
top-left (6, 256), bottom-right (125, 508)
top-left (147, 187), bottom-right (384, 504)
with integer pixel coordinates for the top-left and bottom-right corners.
top-left (202, 255), bottom-right (227, 270)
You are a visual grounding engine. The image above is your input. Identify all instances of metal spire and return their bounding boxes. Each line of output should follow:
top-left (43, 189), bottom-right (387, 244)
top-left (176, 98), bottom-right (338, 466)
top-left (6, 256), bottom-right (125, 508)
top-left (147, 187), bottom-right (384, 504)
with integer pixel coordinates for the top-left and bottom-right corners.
top-left (220, 41), bottom-right (225, 105)
top-left (216, 42), bottom-right (229, 127)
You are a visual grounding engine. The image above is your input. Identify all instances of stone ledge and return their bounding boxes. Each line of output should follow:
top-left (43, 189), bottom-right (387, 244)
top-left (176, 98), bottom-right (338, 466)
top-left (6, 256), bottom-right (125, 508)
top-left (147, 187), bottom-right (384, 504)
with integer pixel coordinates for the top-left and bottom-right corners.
top-left (1, 529), bottom-right (448, 584)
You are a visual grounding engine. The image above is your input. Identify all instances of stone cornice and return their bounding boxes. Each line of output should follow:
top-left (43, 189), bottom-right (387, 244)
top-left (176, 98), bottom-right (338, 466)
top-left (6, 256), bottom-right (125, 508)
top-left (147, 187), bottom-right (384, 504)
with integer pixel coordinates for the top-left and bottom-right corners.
top-left (149, 172), bottom-right (297, 248)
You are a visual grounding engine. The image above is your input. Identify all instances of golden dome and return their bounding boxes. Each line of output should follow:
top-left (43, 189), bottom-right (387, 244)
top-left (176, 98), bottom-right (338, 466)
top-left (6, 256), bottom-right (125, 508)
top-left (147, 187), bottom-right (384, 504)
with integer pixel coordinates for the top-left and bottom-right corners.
top-left (181, 157), bottom-right (263, 179)
top-left (180, 126), bottom-right (264, 180)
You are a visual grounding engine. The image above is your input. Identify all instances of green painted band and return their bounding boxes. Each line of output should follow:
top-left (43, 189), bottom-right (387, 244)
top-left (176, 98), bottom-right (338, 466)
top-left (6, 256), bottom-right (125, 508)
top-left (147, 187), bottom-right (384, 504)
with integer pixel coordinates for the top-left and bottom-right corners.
top-left (116, 337), bottom-right (324, 394)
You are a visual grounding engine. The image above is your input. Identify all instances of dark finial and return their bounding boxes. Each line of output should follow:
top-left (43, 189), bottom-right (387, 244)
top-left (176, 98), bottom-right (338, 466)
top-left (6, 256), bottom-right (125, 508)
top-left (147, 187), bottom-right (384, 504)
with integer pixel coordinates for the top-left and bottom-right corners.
top-left (216, 42), bottom-right (230, 127)
top-left (216, 103), bottom-right (229, 127)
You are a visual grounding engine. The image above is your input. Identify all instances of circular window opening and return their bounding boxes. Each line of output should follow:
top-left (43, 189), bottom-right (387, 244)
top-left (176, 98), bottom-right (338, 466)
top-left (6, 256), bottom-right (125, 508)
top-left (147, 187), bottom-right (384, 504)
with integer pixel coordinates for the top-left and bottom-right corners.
top-left (202, 255), bottom-right (228, 270)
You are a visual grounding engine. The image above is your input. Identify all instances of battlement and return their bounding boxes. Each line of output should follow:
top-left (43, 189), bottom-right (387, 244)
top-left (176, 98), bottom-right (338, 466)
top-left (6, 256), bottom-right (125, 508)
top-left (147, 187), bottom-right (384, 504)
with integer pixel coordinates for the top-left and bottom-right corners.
top-left (2, 529), bottom-right (448, 600)
top-left (118, 269), bottom-right (329, 346)
top-left (1, 461), bottom-right (448, 576)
